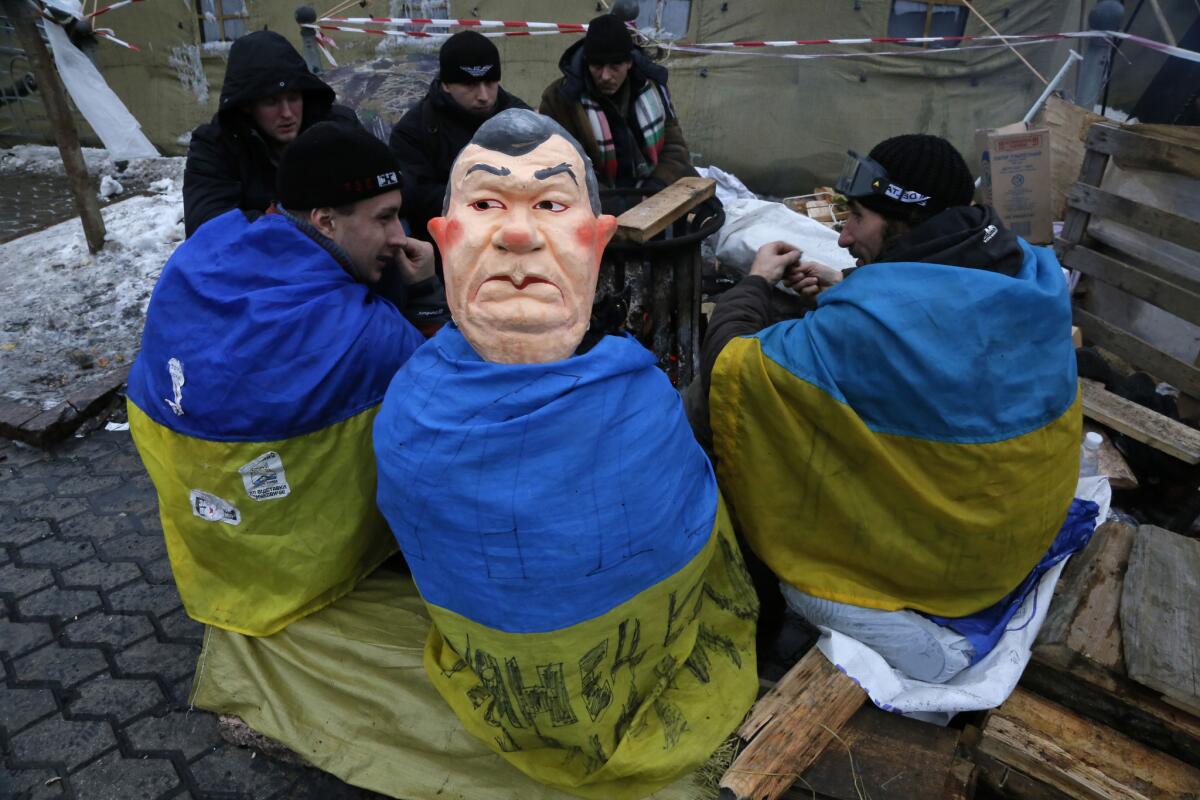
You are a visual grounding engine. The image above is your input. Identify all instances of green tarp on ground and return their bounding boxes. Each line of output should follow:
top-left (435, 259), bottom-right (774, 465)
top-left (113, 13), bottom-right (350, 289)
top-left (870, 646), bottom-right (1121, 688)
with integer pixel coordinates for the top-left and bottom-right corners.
top-left (190, 566), bottom-right (709, 800)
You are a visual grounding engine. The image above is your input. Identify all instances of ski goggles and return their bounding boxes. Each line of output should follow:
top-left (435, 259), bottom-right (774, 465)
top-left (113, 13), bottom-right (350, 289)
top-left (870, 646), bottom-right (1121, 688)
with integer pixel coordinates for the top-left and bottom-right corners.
top-left (835, 150), bottom-right (932, 207)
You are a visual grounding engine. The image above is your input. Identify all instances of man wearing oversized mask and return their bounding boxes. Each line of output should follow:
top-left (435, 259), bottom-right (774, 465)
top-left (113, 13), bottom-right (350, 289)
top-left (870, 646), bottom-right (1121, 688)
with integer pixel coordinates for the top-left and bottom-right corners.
top-left (372, 109), bottom-right (758, 799)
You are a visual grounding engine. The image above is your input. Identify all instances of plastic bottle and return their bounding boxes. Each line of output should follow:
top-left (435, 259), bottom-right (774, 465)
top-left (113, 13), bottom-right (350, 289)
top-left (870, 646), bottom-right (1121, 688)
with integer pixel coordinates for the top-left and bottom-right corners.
top-left (1079, 431), bottom-right (1103, 478)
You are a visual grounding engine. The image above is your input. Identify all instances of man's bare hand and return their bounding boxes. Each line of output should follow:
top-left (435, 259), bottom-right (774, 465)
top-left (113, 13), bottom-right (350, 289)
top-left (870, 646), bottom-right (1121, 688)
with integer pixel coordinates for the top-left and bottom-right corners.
top-left (396, 237), bottom-right (436, 285)
top-left (784, 260), bottom-right (843, 297)
top-left (749, 241), bottom-right (802, 285)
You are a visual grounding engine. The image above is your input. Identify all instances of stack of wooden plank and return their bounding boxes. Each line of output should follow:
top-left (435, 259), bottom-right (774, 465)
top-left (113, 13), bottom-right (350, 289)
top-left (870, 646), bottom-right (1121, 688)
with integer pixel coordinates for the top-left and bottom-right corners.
top-left (1060, 122), bottom-right (1200, 467)
top-left (782, 187), bottom-right (849, 228)
top-left (975, 520), bottom-right (1200, 798)
top-left (718, 521), bottom-right (1200, 800)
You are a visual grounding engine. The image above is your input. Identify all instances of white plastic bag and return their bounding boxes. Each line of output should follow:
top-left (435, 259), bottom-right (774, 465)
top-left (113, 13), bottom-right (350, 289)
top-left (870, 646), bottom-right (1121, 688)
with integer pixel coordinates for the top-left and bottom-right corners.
top-left (42, 3), bottom-right (159, 161)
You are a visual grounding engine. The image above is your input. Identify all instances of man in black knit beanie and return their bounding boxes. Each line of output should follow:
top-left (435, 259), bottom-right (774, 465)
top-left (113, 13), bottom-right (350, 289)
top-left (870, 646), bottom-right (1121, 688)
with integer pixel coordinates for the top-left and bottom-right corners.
top-left (689, 134), bottom-right (1076, 680)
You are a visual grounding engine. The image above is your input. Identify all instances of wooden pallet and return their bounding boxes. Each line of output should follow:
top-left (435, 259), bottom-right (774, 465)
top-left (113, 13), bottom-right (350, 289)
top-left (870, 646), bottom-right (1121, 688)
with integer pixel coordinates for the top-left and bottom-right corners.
top-left (1059, 123), bottom-right (1200, 465)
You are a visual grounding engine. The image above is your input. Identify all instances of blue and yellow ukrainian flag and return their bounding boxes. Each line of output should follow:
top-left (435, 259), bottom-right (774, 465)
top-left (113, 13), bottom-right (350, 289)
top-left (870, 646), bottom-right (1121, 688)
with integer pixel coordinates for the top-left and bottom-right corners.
top-left (127, 210), bottom-right (424, 636)
top-left (711, 240), bottom-right (1080, 618)
top-left (374, 326), bottom-right (759, 800)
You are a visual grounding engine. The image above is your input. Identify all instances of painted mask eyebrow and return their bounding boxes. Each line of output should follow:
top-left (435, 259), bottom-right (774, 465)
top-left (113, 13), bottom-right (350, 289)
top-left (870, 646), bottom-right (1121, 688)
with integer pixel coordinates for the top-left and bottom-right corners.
top-left (534, 162), bottom-right (578, 185)
top-left (466, 163), bottom-right (511, 178)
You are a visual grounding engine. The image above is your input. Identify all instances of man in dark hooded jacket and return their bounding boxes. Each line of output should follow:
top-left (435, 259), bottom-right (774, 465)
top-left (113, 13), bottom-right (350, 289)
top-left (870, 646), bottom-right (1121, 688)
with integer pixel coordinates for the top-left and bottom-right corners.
top-left (539, 14), bottom-right (699, 211)
top-left (183, 30), bottom-right (360, 237)
top-left (388, 30), bottom-right (529, 247)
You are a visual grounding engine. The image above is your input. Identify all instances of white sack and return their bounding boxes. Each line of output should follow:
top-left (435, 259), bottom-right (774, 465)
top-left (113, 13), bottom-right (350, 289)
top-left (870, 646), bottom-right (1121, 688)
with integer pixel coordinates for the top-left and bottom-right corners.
top-left (817, 475), bottom-right (1111, 725)
top-left (715, 198), bottom-right (857, 274)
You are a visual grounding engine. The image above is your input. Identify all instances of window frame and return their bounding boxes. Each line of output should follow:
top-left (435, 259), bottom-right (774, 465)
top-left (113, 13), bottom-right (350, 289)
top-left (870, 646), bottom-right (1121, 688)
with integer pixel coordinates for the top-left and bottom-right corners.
top-left (195, 0), bottom-right (248, 44)
top-left (888, 0), bottom-right (970, 49)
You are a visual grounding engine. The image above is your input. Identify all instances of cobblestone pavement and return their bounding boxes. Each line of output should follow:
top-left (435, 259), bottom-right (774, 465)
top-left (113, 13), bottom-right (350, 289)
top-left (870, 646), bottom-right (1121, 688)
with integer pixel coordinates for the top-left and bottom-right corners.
top-left (0, 170), bottom-right (75, 244)
top-left (1, 430), bottom-right (387, 799)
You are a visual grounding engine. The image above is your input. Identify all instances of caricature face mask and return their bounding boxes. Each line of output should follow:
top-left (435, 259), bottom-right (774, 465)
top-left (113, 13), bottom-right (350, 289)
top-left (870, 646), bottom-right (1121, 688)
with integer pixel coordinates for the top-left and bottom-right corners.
top-left (430, 131), bottom-right (618, 364)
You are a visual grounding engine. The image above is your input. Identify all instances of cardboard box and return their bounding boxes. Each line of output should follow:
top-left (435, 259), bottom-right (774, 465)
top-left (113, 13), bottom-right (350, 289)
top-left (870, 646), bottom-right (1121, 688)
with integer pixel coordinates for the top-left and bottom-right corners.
top-left (975, 123), bottom-right (1053, 244)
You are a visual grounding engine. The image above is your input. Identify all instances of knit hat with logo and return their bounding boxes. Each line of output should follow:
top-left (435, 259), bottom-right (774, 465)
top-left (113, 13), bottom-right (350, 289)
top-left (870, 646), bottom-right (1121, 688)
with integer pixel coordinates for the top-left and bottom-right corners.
top-left (857, 134), bottom-right (975, 221)
top-left (277, 122), bottom-right (402, 210)
top-left (439, 30), bottom-right (501, 84)
top-left (584, 14), bottom-right (634, 65)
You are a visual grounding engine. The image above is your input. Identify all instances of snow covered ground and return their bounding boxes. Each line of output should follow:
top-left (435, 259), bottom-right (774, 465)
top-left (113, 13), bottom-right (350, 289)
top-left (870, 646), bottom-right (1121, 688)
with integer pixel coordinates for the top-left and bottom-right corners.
top-left (0, 147), bottom-right (185, 410)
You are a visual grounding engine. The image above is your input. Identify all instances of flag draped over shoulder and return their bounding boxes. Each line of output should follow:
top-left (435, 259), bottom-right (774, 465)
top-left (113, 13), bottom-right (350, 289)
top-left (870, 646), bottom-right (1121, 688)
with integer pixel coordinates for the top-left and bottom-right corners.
top-left (711, 240), bottom-right (1081, 618)
top-left (374, 326), bottom-right (758, 800)
top-left (127, 210), bottom-right (424, 637)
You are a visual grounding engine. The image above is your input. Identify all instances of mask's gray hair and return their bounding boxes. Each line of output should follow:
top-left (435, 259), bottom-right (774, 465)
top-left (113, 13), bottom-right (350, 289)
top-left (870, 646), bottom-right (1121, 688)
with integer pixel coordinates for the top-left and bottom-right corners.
top-left (442, 109), bottom-right (601, 215)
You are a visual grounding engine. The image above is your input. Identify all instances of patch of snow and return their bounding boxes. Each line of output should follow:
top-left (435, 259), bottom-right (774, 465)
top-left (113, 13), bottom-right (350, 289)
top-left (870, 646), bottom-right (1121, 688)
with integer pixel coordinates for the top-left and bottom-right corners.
top-left (0, 145), bottom-right (180, 187)
top-left (0, 156), bottom-right (185, 409)
top-left (98, 174), bottom-right (124, 199)
top-left (201, 40), bottom-right (235, 55)
top-left (168, 44), bottom-right (209, 104)
top-left (176, 131), bottom-right (193, 147)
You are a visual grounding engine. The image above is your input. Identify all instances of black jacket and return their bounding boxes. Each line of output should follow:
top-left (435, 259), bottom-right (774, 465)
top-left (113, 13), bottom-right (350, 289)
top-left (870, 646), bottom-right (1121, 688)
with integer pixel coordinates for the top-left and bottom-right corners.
top-left (388, 79), bottom-right (530, 243)
top-left (183, 31), bottom-right (359, 237)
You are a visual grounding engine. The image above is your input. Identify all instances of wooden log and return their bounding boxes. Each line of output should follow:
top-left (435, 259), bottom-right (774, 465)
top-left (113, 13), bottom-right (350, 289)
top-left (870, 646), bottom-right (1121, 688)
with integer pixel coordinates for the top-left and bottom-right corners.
top-left (786, 703), bottom-right (961, 800)
top-left (614, 177), bottom-right (715, 244)
top-left (942, 758), bottom-right (978, 800)
top-left (978, 688), bottom-right (1200, 799)
top-left (721, 648), bottom-right (866, 800)
top-left (1037, 519), bottom-right (1136, 671)
top-left (1058, 240), bottom-right (1200, 328)
top-left (1084, 124), bottom-right (1200, 181)
top-left (782, 705), bottom-right (960, 800)
top-left (1065, 183), bottom-right (1200, 254)
top-left (1080, 378), bottom-right (1200, 464)
top-left (1025, 644), bottom-right (1200, 768)
top-left (1121, 525), bottom-right (1200, 714)
top-left (1082, 421), bottom-right (1138, 490)
top-left (2, 0), bottom-right (106, 253)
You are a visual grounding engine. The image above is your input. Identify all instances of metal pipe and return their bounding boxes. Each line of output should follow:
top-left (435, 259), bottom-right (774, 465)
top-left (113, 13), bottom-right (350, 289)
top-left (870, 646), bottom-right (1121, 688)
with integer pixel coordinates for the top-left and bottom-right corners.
top-left (1023, 49), bottom-right (1084, 125)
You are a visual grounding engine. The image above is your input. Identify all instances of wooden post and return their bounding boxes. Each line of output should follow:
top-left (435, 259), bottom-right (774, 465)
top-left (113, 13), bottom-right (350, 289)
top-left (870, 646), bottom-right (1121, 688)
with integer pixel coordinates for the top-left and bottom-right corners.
top-left (3, 0), bottom-right (106, 253)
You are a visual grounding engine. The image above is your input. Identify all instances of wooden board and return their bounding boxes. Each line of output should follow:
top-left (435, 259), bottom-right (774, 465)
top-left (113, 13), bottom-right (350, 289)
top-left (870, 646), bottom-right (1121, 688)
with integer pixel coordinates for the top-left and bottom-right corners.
top-left (1060, 148), bottom-right (1110, 245)
top-left (1038, 519), bottom-right (1136, 671)
top-left (1082, 421), bottom-right (1138, 490)
top-left (1074, 308), bottom-right (1200, 400)
top-left (1079, 378), bottom-right (1200, 464)
top-left (786, 703), bottom-right (960, 800)
top-left (1058, 239), bottom-right (1200, 328)
top-left (1121, 525), bottom-right (1200, 714)
top-left (978, 688), bottom-right (1200, 799)
top-left (1025, 644), bottom-right (1200, 768)
top-left (1085, 123), bottom-right (1200, 181)
top-left (614, 177), bottom-right (715, 244)
top-left (1067, 182), bottom-right (1200, 254)
top-left (1043, 97), bottom-right (1108, 219)
top-left (721, 647), bottom-right (866, 800)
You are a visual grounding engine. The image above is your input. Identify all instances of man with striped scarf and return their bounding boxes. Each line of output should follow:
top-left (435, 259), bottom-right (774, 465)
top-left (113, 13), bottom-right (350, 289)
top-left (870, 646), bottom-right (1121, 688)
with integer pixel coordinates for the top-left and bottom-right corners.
top-left (539, 14), bottom-right (705, 214)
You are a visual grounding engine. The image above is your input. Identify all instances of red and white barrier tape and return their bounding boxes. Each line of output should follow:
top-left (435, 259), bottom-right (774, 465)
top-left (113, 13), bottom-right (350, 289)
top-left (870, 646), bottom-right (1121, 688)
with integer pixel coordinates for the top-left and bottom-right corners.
top-left (323, 16), bottom-right (587, 31)
top-left (308, 22), bottom-right (1200, 66)
top-left (308, 23), bottom-right (572, 39)
top-left (87, 0), bottom-right (143, 19)
top-left (94, 27), bottom-right (139, 50)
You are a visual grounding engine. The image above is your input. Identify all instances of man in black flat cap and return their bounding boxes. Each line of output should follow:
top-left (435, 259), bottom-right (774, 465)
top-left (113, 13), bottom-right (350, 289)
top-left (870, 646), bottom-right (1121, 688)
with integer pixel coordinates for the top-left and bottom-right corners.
top-left (389, 30), bottom-right (530, 249)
